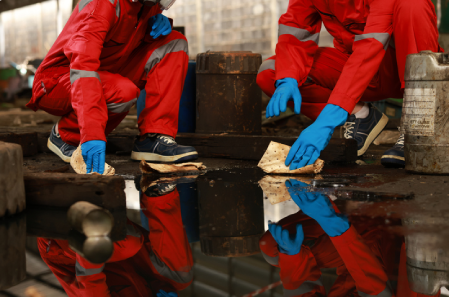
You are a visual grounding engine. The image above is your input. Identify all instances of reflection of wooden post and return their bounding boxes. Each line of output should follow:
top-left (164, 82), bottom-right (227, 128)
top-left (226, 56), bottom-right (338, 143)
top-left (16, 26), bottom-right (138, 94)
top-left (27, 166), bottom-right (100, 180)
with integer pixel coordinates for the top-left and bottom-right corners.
top-left (72, 0), bottom-right (79, 11)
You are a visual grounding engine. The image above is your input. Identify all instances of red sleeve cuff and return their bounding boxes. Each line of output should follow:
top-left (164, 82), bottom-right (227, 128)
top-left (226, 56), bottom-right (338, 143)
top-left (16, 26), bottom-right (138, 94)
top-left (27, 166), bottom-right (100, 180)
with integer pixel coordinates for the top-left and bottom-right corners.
top-left (327, 92), bottom-right (358, 114)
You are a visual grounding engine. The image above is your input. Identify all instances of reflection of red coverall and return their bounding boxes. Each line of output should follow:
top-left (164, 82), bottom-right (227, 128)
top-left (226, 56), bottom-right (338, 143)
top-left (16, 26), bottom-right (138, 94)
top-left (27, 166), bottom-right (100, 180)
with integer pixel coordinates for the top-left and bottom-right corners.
top-left (257, 0), bottom-right (441, 120)
top-left (259, 204), bottom-right (441, 296)
top-left (37, 190), bottom-right (193, 296)
top-left (27, 0), bottom-right (188, 145)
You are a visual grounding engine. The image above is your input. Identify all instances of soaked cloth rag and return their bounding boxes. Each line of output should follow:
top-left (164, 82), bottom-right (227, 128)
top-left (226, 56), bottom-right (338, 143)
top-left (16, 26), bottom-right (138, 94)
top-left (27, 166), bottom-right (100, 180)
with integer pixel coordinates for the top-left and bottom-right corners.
top-left (70, 146), bottom-right (115, 176)
top-left (258, 141), bottom-right (324, 174)
top-left (140, 160), bottom-right (206, 174)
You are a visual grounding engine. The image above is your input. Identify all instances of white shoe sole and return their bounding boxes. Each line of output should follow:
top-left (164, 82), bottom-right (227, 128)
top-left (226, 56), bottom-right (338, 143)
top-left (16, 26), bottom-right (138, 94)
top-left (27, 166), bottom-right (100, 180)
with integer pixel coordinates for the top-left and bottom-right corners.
top-left (381, 155), bottom-right (405, 161)
top-left (47, 138), bottom-right (72, 163)
top-left (358, 113), bottom-right (389, 156)
top-left (130, 151), bottom-right (198, 163)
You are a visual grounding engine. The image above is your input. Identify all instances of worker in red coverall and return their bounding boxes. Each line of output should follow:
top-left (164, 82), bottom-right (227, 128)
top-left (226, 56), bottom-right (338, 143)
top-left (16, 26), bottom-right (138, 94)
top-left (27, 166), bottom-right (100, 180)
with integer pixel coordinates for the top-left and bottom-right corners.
top-left (27, 0), bottom-right (198, 175)
top-left (258, 0), bottom-right (442, 169)
top-left (37, 188), bottom-right (192, 297)
top-left (260, 180), bottom-right (442, 297)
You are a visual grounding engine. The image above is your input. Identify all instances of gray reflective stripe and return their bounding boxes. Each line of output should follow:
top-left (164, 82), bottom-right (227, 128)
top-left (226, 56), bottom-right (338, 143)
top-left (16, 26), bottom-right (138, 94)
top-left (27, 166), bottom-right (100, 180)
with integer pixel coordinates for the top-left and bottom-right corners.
top-left (358, 285), bottom-right (393, 297)
top-left (75, 261), bottom-right (105, 276)
top-left (258, 59), bottom-right (275, 74)
top-left (354, 33), bottom-right (391, 50)
top-left (107, 98), bottom-right (137, 114)
top-left (261, 250), bottom-right (279, 265)
top-left (145, 39), bottom-right (188, 74)
top-left (115, 0), bottom-right (120, 18)
top-left (278, 24), bottom-right (319, 44)
top-left (79, 0), bottom-right (93, 12)
top-left (70, 69), bottom-right (101, 85)
top-left (284, 277), bottom-right (323, 297)
top-left (126, 223), bottom-right (141, 237)
top-left (149, 251), bottom-right (193, 283)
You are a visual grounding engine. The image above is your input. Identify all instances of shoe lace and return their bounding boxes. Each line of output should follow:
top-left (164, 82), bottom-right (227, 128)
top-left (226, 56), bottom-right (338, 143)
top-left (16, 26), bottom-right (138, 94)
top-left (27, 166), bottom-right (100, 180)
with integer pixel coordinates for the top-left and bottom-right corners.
top-left (158, 135), bottom-right (176, 145)
top-left (343, 122), bottom-right (355, 139)
top-left (396, 134), bottom-right (404, 146)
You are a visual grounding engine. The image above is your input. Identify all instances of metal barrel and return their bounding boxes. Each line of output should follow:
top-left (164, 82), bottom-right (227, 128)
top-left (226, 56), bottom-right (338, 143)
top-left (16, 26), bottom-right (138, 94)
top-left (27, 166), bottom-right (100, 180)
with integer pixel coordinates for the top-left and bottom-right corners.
top-left (67, 201), bottom-right (114, 237)
top-left (196, 51), bottom-right (262, 135)
top-left (402, 51), bottom-right (449, 174)
top-left (197, 168), bottom-right (265, 257)
top-left (68, 230), bottom-right (114, 264)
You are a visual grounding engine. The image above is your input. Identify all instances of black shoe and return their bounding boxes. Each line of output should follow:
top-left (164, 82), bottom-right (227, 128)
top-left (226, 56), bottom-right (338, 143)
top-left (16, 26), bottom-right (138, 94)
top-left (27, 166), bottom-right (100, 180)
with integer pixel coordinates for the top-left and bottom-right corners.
top-left (343, 104), bottom-right (389, 156)
top-left (131, 134), bottom-right (198, 163)
top-left (381, 134), bottom-right (405, 168)
top-left (47, 124), bottom-right (77, 163)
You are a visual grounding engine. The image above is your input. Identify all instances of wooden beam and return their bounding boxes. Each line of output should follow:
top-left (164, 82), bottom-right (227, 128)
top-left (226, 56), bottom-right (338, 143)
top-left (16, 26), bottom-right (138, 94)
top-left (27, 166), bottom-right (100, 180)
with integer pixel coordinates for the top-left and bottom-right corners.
top-left (0, 0), bottom-right (51, 13)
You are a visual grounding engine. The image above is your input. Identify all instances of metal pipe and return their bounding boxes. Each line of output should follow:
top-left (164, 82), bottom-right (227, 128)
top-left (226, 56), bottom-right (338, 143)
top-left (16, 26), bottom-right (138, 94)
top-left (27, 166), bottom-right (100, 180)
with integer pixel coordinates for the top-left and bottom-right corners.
top-left (67, 201), bottom-right (114, 237)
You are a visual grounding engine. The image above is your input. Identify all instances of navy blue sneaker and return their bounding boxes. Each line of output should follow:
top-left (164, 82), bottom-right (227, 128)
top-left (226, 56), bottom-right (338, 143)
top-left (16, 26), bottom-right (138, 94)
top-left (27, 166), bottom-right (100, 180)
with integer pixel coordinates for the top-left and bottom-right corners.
top-left (381, 134), bottom-right (405, 168)
top-left (47, 124), bottom-right (77, 163)
top-left (343, 103), bottom-right (389, 156)
top-left (131, 134), bottom-right (198, 163)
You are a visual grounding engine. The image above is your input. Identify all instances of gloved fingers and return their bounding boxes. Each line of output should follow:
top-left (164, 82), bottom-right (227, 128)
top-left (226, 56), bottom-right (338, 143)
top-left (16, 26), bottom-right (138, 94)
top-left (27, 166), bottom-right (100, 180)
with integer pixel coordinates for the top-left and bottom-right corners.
top-left (273, 91), bottom-right (285, 117)
top-left (281, 228), bottom-right (291, 246)
top-left (92, 151), bottom-right (100, 174)
top-left (275, 224), bottom-right (283, 243)
top-left (285, 138), bottom-right (302, 166)
top-left (152, 14), bottom-right (163, 30)
top-left (293, 146), bottom-right (315, 169)
top-left (295, 224), bottom-right (304, 244)
top-left (288, 179), bottom-right (309, 188)
top-left (278, 92), bottom-right (290, 114)
top-left (82, 149), bottom-right (93, 174)
top-left (289, 146), bottom-right (308, 170)
top-left (98, 149), bottom-right (106, 175)
top-left (306, 150), bottom-right (320, 166)
top-left (267, 93), bottom-right (277, 118)
top-left (161, 20), bottom-right (172, 36)
top-left (168, 293), bottom-right (178, 297)
top-left (293, 89), bottom-right (302, 114)
top-left (268, 222), bottom-right (276, 238)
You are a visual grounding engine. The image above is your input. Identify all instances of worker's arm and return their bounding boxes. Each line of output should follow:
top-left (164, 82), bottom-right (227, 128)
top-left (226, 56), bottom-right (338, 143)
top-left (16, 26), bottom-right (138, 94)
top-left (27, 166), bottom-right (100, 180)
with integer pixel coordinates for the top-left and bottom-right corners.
top-left (275, 0), bottom-right (322, 85)
top-left (259, 227), bottom-right (326, 296)
top-left (327, 0), bottom-right (394, 113)
top-left (140, 190), bottom-right (194, 292)
top-left (63, 0), bottom-right (118, 144)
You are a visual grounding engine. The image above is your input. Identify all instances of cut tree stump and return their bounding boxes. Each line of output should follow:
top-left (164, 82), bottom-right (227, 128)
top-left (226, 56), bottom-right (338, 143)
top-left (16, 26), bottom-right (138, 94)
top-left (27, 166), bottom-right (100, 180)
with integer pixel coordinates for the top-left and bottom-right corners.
top-left (0, 142), bottom-right (26, 217)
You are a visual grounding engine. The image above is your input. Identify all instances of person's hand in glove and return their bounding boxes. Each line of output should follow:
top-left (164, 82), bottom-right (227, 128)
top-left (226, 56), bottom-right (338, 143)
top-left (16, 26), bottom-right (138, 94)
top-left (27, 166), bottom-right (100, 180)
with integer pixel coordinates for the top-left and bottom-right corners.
top-left (81, 140), bottom-right (106, 174)
top-left (157, 289), bottom-right (177, 297)
top-left (286, 179), bottom-right (350, 237)
top-left (268, 221), bottom-right (304, 255)
top-left (266, 78), bottom-right (302, 118)
top-left (285, 104), bottom-right (348, 170)
top-left (150, 14), bottom-right (172, 39)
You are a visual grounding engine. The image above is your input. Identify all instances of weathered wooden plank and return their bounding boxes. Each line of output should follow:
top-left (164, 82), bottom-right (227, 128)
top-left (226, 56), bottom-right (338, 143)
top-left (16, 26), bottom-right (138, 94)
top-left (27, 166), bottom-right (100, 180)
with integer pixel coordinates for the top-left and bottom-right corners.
top-left (24, 173), bottom-right (127, 240)
top-left (0, 132), bottom-right (39, 157)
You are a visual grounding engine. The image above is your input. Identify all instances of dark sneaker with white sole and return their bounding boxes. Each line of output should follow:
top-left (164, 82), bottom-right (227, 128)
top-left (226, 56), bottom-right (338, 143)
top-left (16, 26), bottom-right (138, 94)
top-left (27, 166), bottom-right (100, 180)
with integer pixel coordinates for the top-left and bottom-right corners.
top-left (381, 134), bottom-right (405, 168)
top-left (47, 124), bottom-right (77, 163)
top-left (131, 134), bottom-right (198, 163)
top-left (343, 103), bottom-right (389, 156)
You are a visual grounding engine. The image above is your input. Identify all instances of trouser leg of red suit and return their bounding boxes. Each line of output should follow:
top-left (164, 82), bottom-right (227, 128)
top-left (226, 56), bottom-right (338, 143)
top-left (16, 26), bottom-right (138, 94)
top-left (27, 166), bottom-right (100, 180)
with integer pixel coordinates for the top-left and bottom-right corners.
top-left (257, 47), bottom-right (403, 121)
top-left (119, 30), bottom-right (189, 138)
top-left (35, 71), bottom-right (140, 146)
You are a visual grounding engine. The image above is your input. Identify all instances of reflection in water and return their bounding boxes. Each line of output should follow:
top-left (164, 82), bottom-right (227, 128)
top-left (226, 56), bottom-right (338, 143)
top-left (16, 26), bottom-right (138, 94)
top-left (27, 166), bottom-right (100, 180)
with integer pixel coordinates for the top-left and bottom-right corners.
top-left (11, 169), bottom-right (446, 297)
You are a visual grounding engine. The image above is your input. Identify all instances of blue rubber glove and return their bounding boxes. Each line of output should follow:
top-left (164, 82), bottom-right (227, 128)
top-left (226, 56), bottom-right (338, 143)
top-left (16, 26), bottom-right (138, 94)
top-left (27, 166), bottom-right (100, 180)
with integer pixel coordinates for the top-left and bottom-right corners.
top-left (150, 14), bottom-right (172, 39)
top-left (268, 221), bottom-right (304, 255)
top-left (286, 104), bottom-right (348, 170)
top-left (286, 179), bottom-right (350, 237)
top-left (266, 78), bottom-right (302, 118)
top-left (156, 289), bottom-right (177, 297)
top-left (81, 140), bottom-right (106, 175)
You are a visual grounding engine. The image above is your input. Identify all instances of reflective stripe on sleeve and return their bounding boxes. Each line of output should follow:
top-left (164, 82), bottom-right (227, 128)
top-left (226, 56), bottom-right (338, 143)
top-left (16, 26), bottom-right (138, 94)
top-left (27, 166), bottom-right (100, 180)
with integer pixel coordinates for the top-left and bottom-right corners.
top-left (278, 24), bottom-right (319, 44)
top-left (145, 39), bottom-right (189, 74)
top-left (79, 0), bottom-right (93, 12)
top-left (261, 250), bottom-right (279, 266)
top-left (149, 251), bottom-right (193, 284)
top-left (354, 33), bottom-right (391, 50)
top-left (75, 261), bottom-right (105, 276)
top-left (258, 59), bottom-right (275, 74)
top-left (284, 277), bottom-right (323, 297)
top-left (107, 98), bottom-right (137, 114)
top-left (70, 69), bottom-right (101, 85)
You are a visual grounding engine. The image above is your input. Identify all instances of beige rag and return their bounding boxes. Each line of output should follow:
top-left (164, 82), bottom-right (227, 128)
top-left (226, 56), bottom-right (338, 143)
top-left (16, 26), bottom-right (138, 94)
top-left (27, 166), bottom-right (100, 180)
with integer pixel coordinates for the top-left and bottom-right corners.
top-left (70, 146), bottom-right (115, 176)
top-left (258, 141), bottom-right (324, 174)
top-left (259, 175), bottom-right (322, 205)
top-left (140, 160), bottom-right (206, 174)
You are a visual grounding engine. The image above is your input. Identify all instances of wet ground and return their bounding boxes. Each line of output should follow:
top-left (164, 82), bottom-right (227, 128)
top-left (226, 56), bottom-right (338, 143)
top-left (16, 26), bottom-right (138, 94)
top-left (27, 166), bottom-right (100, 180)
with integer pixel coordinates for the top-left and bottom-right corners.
top-left (2, 152), bottom-right (449, 296)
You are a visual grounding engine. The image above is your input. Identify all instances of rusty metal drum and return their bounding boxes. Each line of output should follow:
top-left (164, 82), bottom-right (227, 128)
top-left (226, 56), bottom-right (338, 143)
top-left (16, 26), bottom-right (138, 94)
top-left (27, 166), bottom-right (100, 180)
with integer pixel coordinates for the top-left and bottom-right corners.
top-left (402, 51), bottom-right (449, 174)
top-left (196, 51), bottom-right (262, 135)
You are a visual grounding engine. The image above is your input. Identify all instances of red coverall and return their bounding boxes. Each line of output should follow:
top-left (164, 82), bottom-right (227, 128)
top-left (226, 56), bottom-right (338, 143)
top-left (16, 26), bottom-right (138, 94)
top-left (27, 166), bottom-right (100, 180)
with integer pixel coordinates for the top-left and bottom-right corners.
top-left (37, 189), bottom-right (193, 296)
top-left (27, 0), bottom-right (188, 145)
top-left (257, 0), bottom-right (442, 120)
top-left (259, 205), bottom-right (441, 297)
